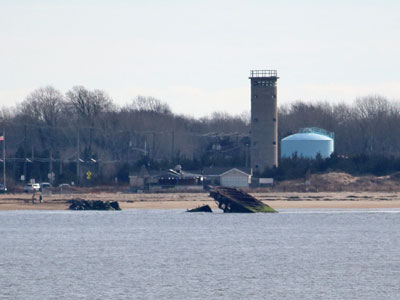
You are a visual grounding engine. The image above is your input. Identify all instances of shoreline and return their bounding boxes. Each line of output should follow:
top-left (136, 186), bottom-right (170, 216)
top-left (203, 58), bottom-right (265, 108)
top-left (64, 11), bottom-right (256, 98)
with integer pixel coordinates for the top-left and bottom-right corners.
top-left (1, 192), bottom-right (400, 211)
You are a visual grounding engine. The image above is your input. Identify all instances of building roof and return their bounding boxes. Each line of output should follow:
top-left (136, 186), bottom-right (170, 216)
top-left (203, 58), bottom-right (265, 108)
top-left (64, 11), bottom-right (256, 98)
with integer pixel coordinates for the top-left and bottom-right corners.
top-left (202, 167), bottom-right (252, 176)
top-left (282, 132), bottom-right (333, 142)
top-left (220, 168), bottom-right (252, 177)
top-left (155, 169), bottom-right (202, 179)
top-left (298, 127), bottom-right (334, 138)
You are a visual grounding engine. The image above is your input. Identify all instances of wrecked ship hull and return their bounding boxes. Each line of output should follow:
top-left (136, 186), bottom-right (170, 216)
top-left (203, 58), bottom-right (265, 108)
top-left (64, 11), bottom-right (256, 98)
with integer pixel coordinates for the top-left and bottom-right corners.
top-left (187, 205), bottom-right (213, 213)
top-left (209, 187), bottom-right (277, 213)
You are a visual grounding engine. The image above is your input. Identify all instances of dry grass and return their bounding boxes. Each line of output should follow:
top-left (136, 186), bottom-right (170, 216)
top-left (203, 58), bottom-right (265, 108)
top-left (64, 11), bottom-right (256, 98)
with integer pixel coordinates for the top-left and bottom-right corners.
top-left (272, 172), bottom-right (400, 192)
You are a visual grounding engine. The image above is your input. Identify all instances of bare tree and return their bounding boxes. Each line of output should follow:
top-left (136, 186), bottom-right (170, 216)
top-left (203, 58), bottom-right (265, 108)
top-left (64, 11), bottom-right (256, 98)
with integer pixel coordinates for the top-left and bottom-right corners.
top-left (353, 95), bottom-right (397, 154)
top-left (66, 86), bottom-right (114, 125)
top-left (18, 86), bottom-right (66, 150)
top-left (65, 86), bottom-right (115, 157)
top-left (20, 86), bottom-right (65, 127)
top-left (128, 96), bottom-right (172, 114)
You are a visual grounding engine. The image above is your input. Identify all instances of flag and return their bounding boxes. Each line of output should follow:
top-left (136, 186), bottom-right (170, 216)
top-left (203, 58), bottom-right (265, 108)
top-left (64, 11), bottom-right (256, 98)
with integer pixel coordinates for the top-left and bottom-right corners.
top-left (0, 136), bottom-right (4, 141)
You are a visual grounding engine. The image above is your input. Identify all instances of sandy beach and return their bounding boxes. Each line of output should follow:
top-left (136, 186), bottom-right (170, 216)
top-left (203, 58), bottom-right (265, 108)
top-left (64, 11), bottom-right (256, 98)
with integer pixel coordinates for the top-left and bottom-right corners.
top-left (1, 191), bottom-right (400, 211)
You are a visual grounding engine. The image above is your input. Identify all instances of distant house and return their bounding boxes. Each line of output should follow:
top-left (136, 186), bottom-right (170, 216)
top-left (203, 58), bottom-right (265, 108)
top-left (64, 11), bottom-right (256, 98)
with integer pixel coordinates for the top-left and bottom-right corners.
top-left (203, 167), bottom-right (252, 188)
top-left (153, 168), bottom-right (203, 190)
top-left (129, 166), bottom-right (204, 191)
top-left (156, 169), bottom-right (202, 186)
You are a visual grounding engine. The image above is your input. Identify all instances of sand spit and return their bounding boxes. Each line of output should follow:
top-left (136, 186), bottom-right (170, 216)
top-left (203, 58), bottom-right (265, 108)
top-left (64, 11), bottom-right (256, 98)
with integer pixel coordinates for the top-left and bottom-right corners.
top-left (1, 192), bottom-right (400, 211)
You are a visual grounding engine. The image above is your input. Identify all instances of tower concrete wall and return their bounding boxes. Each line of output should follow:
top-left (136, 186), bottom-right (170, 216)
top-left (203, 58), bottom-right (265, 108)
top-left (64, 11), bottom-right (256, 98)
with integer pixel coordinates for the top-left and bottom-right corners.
top-left (249, 70), bottom-right (278, 173)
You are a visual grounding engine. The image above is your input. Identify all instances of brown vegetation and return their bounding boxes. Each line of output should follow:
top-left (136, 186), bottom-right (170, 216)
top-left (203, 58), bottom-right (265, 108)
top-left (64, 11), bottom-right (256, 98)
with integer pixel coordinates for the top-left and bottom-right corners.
top-left (270, 172), bottom-right (400, 192)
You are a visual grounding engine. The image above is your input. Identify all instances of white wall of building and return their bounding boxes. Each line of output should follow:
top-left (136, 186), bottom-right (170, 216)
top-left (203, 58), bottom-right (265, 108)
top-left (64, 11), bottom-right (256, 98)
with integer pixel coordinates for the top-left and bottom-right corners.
top-left (220, 169), bottom-right (251, 188)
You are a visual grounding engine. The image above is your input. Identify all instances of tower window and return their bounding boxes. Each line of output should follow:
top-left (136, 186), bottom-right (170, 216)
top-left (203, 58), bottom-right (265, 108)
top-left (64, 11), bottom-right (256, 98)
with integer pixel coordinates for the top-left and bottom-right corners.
top-left (273, 141), bottom-right (276, 145)
top-left (254, 118), bottom-right (258, 123)
top-left (253, 80), bottom-right (276, 87)
top-left (273, 118), bottom-right (276, 122)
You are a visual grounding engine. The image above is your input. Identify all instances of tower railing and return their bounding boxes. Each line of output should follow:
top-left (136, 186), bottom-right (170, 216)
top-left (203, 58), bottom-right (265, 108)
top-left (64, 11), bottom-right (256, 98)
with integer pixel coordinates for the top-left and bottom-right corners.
top-left (250, 70), bottom-right (277, 78)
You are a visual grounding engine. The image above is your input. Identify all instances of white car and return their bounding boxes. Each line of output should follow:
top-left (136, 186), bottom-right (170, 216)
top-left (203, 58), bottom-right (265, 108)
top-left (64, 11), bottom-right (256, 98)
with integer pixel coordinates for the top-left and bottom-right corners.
top-left (24, 183), bottom-right (40, 193)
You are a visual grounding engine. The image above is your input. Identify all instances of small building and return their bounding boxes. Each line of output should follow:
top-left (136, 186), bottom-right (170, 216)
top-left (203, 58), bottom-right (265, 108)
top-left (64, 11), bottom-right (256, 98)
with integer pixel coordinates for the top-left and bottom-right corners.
top-left (156, 169), bottom-right (202, 186)
top-left (281, 127), bottom-right (334, 159)
top-left (220, 168), bottom-right (252, 188)
top-left (203, 167), bottom-right (252, 188)
top-left (129, 165), bottom-right (203, 191)
top-left (153, 167), bottom-right (203, 190)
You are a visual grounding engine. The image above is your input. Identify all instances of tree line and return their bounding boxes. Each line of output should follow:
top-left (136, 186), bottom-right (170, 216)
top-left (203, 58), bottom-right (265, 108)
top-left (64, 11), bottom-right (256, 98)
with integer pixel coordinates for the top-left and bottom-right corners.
top-left (1, 86), bottom-right (399, 185)
top-left (279, 96), bottom-right (400, 155)
top-left (1, 86), bottom-right (249, 186)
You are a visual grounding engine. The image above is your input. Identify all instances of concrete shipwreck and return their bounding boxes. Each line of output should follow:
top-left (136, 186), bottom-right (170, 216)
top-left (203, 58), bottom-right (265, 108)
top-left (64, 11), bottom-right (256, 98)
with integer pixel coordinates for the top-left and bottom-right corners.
top-left (187, 205), bottom-right (213, 213)
top-left (68, 199), bottom-right (121, 211)
top-left (209, 187), bottom-right (277, 213)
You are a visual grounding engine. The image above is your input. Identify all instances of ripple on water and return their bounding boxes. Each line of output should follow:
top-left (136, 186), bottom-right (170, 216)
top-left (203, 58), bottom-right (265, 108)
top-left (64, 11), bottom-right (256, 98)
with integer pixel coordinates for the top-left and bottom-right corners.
top-left (1, 209), bottom-right (400, 299)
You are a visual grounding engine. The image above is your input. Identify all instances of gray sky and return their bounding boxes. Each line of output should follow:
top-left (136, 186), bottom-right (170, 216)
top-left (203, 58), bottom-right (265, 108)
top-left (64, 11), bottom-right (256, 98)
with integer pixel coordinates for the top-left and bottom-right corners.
top-left (1, 0), bottom-right (399, 117)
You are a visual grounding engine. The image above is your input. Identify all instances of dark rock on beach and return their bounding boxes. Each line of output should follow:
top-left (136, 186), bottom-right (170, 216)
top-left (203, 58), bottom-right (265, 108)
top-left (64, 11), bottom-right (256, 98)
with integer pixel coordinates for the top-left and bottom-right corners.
top-left (68, 199), bottom-right (121, 211)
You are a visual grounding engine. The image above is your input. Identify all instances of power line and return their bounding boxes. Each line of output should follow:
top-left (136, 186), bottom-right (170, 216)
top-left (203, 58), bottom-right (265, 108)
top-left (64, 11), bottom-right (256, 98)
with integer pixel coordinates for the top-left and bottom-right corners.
top-left (0, 119), bottom-right (249, 138)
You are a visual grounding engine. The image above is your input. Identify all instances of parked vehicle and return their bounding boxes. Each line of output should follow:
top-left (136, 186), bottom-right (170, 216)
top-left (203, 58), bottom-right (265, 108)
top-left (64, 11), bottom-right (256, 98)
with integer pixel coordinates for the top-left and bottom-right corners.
top-left (0, 184), bottom-right (7, 193)
top-left (40, 182), bottom-right (52, 191)
top-left (58, 183), bottom-right (71, 193)
top-left (24, 183), bottom-right (40, 193)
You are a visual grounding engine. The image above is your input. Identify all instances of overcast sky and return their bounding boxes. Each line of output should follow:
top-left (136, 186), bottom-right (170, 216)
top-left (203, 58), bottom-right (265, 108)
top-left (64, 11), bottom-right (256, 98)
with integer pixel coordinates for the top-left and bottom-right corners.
top-left (1, 0), bottom-right (399, 117)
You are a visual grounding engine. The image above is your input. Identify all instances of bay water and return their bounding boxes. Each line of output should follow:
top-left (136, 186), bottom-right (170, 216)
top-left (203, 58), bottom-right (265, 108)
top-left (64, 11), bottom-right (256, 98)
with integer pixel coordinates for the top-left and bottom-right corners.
top-left (1, 209), bottom-right (400, 299)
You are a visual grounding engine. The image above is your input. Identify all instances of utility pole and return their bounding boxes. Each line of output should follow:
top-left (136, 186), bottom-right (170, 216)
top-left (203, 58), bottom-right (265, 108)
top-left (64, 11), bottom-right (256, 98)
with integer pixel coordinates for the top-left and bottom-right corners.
top-left (76, 130), bottom-right (80, 185)
top-left (23, 125), bottom-right (27, 183)
top-left (127, 131), bottom-right (131, 178)
top-left (171, 131), bottom-right (175, 161)
top-left (152, 132), bottom-right (155, 160)
top-left (2, 129), bottom-right (5, 187)
top-left (245, 143), bottom-right (249, 168)
top-left (49, 149), bottom-right (53, 185)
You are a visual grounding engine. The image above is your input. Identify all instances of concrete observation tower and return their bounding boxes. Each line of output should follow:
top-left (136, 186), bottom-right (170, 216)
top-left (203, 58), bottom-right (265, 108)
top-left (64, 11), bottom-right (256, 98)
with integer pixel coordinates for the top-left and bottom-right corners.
top-left (249, 70), bottom-right (279, 173)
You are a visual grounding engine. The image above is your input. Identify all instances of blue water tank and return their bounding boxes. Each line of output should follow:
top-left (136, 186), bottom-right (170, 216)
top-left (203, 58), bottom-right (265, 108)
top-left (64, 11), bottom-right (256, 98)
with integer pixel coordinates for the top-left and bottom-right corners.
top-left (281, 128), bottom-right (334, 159)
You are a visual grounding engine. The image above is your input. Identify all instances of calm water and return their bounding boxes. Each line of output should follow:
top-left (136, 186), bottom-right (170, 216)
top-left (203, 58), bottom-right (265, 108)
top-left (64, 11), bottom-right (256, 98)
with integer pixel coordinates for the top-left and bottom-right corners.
top-left (1, 209), bottom-right (400, 300)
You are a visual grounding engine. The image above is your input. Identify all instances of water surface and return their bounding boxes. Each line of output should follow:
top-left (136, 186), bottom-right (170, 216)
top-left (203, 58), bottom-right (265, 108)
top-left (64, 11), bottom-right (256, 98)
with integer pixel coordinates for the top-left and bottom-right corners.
top-left (1, 209), bottom-right (400, 299)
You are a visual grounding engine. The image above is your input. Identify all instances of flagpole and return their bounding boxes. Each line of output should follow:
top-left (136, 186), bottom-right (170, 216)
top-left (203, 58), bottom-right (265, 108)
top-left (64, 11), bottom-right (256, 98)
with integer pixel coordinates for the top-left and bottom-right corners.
top-left (3, 129), bottom-right (5, 187)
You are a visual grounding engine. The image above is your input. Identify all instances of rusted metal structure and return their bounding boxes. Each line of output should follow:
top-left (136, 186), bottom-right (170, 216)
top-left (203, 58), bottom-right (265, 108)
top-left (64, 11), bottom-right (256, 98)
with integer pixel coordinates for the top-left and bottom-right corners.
top-left (209, 187), bottom-right (277, 213)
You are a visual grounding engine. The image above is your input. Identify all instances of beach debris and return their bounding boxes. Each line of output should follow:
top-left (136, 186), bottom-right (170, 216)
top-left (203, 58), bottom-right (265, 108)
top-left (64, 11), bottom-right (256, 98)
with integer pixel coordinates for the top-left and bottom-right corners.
top-left (187, 204), bottom-right (213, 213)
top-left (68, 199), bottom-right (121, 211)
top-left (209, 187), bottom-right (277, 213)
